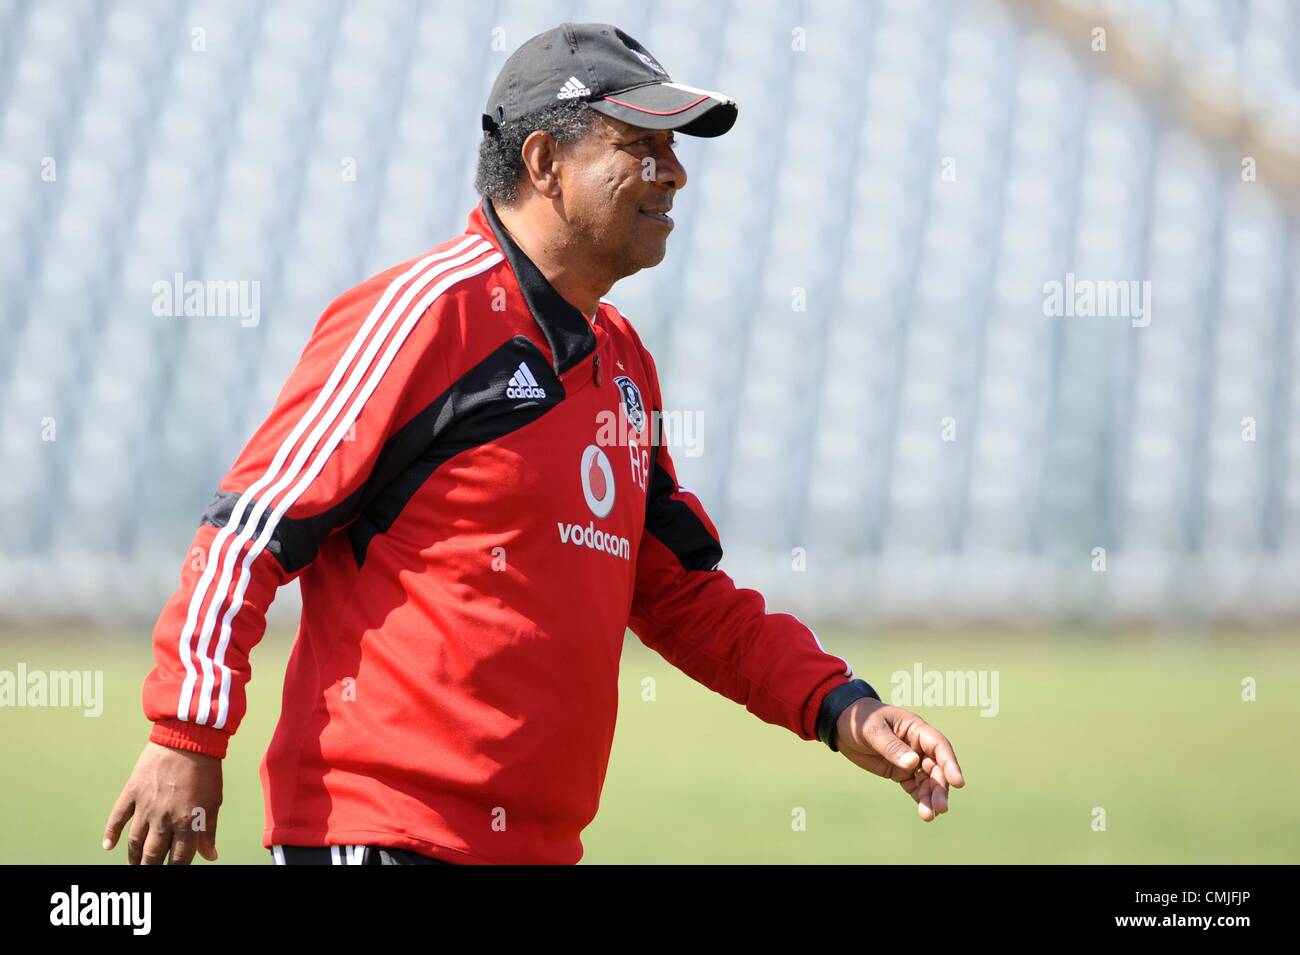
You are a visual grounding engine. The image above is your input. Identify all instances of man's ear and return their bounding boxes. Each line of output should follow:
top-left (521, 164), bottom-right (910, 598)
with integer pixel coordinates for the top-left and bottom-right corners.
top-left (519, 129), bottom-right (563, 200)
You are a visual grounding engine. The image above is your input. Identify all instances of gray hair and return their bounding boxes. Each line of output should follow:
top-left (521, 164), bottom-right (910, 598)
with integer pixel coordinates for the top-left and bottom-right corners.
top-left (474, 102), bottom-right (598, 206)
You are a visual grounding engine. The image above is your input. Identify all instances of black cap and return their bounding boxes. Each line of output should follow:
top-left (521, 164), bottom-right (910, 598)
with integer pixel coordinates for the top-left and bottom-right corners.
top-left (483, 23), bottom-right (738, 138)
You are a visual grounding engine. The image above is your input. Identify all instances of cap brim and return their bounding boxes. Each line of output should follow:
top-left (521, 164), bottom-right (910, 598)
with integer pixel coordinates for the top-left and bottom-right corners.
top-left (588, 81), bottom-right (738, 137)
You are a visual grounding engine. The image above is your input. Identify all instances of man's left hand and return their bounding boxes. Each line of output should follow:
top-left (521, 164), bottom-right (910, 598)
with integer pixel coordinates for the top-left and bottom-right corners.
top-left (835, 698), bottom-right (966, 822)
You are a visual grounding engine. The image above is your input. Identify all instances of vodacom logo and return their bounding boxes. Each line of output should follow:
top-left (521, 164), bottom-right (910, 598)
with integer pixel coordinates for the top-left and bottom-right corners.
top-left (580, 444), bottom-right (615, 518)
top-left (560, 445), bottom-right (629, 560)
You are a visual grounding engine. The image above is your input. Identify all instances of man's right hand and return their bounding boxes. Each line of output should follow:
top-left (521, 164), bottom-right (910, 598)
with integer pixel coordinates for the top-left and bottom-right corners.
top-left (103, 741), bottom-right (223, 865)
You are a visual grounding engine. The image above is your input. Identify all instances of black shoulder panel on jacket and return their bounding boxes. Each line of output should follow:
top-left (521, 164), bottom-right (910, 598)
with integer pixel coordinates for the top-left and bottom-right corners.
top-left (200, 485), bottom-right (362, 575)
top-left (202, 336), bottom-right (562, 573)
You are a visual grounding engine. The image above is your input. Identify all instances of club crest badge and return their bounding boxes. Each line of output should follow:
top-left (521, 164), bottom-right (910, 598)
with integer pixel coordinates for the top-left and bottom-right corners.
top-left (614, 375), bottom-right (645, 433)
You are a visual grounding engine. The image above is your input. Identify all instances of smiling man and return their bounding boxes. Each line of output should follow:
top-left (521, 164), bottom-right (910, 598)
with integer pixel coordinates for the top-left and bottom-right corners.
top-left (105, 22), bottom-right (964, 866)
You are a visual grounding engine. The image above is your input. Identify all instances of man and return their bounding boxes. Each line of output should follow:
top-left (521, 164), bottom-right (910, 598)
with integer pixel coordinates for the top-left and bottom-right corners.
top-left (104, 23), bottom-right (964, 866)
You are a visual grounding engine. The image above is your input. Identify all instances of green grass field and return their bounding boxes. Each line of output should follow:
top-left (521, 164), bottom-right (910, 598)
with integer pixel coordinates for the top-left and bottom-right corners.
top-left (1, 627), bottom-right (1297, 864)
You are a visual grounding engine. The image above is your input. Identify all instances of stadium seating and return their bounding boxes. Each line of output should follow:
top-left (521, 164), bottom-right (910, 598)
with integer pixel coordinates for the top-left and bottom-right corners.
top-left (1, 0), bottom-right (1297, 624)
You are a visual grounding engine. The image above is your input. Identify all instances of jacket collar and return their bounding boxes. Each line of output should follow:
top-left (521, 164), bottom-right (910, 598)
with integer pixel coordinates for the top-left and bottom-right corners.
top-left (468, 197), bottom-right (597, 375)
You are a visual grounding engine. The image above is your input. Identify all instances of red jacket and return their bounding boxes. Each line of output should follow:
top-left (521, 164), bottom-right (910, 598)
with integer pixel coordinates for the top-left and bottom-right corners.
top-left (142, 198), bottom-right (856, 864)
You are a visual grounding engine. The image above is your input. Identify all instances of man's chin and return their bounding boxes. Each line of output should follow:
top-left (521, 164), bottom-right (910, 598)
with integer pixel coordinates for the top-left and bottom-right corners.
top-left (599, 231), bottom-right (670, 280)
top-left (632, 239), bottom-right (669, 271)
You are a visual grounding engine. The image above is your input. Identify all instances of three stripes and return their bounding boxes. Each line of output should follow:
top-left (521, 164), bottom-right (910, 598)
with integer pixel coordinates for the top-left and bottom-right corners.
top-left (270, 845), bottom-right (367, 864)
top-left (175, 236), bottom-right (503, 728)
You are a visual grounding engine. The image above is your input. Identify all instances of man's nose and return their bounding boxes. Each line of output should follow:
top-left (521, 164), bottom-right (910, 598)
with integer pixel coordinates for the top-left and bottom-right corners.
top-left (657, 146), bottom-right (687, 191)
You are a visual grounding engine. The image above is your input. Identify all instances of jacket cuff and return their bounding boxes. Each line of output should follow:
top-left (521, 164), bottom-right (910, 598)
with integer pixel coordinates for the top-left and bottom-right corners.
top-left (815, 678), bottom-right (882, 752)
top-left (150, 719), bottom-right (230, 758)
top-left (801, 673), bottom-right (856, 740)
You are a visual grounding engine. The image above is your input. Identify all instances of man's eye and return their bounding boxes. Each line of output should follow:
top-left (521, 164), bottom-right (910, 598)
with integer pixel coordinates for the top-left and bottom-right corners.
top-left (626, 135), bottom-right (675, 148)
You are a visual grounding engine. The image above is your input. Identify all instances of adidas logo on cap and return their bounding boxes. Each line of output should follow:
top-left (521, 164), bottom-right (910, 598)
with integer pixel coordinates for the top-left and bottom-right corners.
top-left (506, 361), bottom-right (547, 400)
top-left (556, 75), bottom-right (591, 100)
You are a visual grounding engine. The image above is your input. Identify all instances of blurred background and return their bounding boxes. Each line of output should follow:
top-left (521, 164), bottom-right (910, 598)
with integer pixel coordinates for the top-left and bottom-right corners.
top-left (1, 0), bottom-right (1298, 863)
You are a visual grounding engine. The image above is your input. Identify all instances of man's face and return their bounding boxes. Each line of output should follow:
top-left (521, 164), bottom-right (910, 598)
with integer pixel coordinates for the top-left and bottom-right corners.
top-left (556, 114), bottom-right (688, 279)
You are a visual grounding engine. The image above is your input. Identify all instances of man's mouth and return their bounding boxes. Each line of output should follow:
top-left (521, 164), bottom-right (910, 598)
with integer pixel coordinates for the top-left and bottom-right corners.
top-left (639, 208), bottom-right (673, 228)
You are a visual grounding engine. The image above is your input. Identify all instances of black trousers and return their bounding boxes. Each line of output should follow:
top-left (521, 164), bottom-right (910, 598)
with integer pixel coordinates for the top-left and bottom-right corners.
top-left (270, 844), bottom-right (453, 865)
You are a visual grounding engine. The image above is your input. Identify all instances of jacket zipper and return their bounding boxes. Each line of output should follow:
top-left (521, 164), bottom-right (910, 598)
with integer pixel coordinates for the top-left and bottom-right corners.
top-left (593, 353), bottom-right (602, 387)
